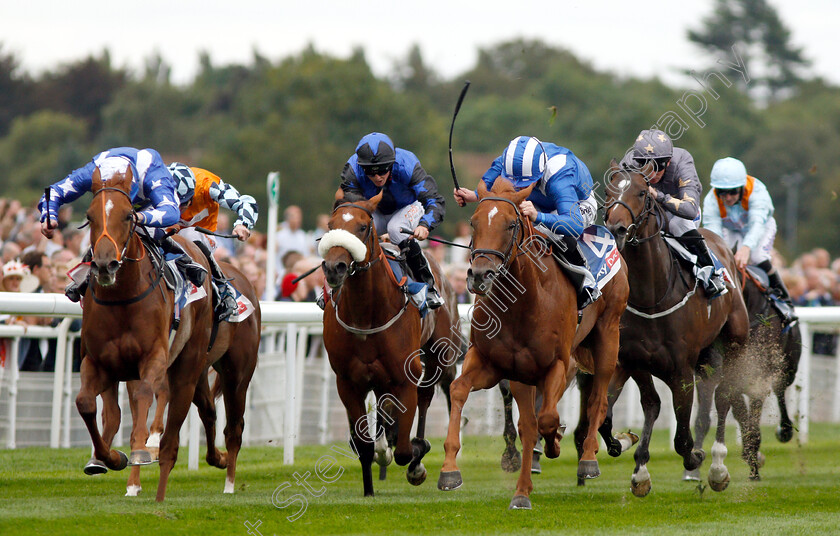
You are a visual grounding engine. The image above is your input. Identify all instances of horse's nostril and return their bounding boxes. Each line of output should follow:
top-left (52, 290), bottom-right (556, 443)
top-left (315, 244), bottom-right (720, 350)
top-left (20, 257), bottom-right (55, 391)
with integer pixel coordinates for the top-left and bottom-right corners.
top-left (107, 260), bottom-right (120, 274)
top-left (335, 262), bottom-right (347, 274)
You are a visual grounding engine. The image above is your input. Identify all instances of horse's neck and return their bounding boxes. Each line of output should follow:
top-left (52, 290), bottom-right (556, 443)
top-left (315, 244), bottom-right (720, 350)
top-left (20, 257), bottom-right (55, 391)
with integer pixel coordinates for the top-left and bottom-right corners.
top-left (622, 222), bottom-right (680, 305)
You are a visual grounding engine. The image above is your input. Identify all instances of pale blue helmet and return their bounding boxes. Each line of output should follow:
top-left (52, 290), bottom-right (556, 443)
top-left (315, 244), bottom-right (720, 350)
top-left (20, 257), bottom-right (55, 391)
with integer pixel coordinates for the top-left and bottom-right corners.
top-left (710, 157), bottom-right (748, 189)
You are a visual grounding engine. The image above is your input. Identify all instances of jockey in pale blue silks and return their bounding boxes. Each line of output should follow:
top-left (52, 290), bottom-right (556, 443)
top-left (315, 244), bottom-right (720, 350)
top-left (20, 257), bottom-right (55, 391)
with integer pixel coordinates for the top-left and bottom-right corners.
top-left (339, 132), bottom-right (447, 309)
top-left (703, 156), bottom-right (797, 324)
top-left (38, 147), bottom-right (207, 302)
top-left (454, 135), bottom-right (600, 309)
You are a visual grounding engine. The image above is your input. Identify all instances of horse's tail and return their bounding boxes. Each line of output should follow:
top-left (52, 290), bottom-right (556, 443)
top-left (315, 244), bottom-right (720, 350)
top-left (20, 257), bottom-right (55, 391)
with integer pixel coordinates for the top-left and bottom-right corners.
top-left (211, 372), bottom-right (223, 400)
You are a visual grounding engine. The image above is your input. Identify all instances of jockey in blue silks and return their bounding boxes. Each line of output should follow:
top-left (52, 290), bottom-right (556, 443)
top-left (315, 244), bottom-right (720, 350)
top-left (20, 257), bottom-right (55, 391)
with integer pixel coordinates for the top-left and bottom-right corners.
top-left (38, 147), bottom-right (207, 302)
top-left (340, 132), bottom-right (447, 309)
top-left (454, 135), bottom-right (600, 309)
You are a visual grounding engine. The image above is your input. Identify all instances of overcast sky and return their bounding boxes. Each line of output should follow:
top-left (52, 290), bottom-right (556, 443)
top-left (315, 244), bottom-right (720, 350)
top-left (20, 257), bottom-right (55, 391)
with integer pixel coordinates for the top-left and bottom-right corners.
top-left (2, 0), bottom-right (838, 88)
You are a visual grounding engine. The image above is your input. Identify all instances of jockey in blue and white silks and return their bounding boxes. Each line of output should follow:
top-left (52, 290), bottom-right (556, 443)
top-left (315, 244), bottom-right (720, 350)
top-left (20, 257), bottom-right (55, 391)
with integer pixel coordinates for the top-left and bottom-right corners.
top-left (38, 147), bottom-right (207, 302)
top-left (455, 136), bottom-right (600, 309)
top-left (339, 132), bottom-right (446, 309)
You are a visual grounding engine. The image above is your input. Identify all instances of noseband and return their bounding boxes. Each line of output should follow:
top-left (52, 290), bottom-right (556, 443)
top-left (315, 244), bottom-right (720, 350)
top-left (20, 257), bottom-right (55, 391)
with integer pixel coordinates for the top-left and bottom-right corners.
top-left (329, 202), bottom-right (380, 275)
top-left (470, 196), bottom-right (530, 269)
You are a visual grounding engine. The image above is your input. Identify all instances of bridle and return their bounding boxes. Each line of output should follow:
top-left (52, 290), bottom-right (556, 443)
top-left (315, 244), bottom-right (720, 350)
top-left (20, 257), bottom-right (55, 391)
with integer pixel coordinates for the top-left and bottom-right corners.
top-left (330, 202), bottom-right (380, 275)
top-left (90, 186), bottom-right (144, 267)
top-left (603, 170), bottom-right (662, 246)
top-left (470, 196), bottom-right (533, 270)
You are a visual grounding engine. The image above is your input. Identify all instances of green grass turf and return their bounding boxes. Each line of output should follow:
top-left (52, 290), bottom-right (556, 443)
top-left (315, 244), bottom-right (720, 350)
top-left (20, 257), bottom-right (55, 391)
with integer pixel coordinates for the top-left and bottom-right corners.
top-left (1, 424), bottom-right (838, 535)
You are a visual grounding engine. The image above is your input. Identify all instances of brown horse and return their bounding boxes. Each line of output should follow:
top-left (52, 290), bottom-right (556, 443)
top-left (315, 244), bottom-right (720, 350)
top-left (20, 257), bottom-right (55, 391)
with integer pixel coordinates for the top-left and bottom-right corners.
top-left (77, 166), bottom-right (241, 502)
top-left (602, 160), bottom-right (750, 496)
top-left (320, 189), bottom-right (458, 497)
top-left (123, 260), bottom-right (260, 496)
top-left (438, 178), bottom-right (629, 509)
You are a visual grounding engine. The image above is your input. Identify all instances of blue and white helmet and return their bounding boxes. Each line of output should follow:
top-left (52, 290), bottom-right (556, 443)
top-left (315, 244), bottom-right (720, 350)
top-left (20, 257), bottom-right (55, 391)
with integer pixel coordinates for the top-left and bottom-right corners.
top-left (167, 162), bottom-right (196, 206)
top-left (710, 157), bottom-right (748, 189)
top-left (501, 136), bottom-right (547, 187)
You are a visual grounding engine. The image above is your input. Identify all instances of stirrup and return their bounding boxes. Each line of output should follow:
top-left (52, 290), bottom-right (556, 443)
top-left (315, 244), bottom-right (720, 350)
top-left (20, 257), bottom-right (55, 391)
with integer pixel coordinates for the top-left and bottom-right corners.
top-left (426, 288), bottom-right (444, 309)
top-left (65, 281), bottom-right (85, 303)
top-left (705, 276), bottom-right (727, 298)
top-left (217, 293), bottom-right (237, 322)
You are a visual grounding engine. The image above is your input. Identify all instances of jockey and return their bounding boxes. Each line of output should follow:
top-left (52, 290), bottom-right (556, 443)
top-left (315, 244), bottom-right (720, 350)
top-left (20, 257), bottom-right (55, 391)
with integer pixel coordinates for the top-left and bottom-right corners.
top-left (454, 136), bottom-right (600, 310)
top-left (619, 129), bottom-right (727, 297)
top-left (340, 132), bottom-right (446, 309)
top-left (38, 147), bottom-right (207, 302)
top-left (703, 157), bottom-right (797, 324)
top-left (167, 163), bottom-right (259, 321)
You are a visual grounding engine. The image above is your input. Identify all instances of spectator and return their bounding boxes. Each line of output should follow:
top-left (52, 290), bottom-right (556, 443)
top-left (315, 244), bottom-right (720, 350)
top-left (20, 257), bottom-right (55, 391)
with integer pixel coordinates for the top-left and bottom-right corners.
top-left (312, 213), bottom-right (330, 242)
top-left (447, 263), bottom-right (471, 305)
top-left (276, 205), bottom-right (312, 269)
top-left (1, 240), bottom-right (21, 264)
top-left (448, 220), bottom-right (472, 266)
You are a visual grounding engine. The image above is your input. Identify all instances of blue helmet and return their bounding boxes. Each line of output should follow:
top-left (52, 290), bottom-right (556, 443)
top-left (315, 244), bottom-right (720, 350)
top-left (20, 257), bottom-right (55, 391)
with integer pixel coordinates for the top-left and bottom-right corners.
top-left (355, 133), bottom-right (396, 166)
top-left (167, 162), bottom-right (195, 206)
top-left (710, 157), bottom-right (748, 189)
top-left (501, 136), bottom-right (547, 187)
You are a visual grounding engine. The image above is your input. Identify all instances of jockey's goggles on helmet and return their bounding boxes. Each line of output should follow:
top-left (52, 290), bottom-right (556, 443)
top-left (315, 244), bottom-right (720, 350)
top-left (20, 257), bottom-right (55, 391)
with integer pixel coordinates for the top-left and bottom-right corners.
top-left (362, 163), bottom-right (392, 177)
top-left (715, 187), bottom-right (742, 197)
top-left (634, 157), bottom-right (671, 172)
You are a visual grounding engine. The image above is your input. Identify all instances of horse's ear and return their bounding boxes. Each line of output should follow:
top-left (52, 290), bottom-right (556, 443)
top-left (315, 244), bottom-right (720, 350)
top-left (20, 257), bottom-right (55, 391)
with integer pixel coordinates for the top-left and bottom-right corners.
top-left (640, 161), bottom-right (656, 181)
top-left (476, 180), bottom-right (489, 199)
top-left (91, 167), bottom-right (102, 191)
top-left (609, 158), bottom-right (620, 171)
top-left (513, 183), bottom-right (536, 205)
top-left (368, 189), bottom-right (384, 211)
top-left (334, 188), bottom-right (345, 202)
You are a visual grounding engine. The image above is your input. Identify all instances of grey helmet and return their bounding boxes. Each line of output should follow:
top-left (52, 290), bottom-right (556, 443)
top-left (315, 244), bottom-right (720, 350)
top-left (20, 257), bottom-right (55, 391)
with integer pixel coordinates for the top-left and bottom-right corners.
top-left (632, 129), bottom-right (673, 161)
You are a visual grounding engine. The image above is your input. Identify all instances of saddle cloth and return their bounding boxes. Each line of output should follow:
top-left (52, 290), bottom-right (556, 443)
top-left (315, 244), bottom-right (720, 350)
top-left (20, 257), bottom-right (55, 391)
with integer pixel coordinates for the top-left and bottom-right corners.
top-left (662, 235), bottom-right (734, 287)
top-left (579, 225), bottom-right (623, 292)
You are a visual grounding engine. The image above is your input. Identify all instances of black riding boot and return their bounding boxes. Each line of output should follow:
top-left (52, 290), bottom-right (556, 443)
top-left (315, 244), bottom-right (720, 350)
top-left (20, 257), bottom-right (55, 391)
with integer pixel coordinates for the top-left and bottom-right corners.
top-left (65, 250), bottom-right (92, 303)
top-left (160, 236), bottom-right (207, 287)
top-left (757, 260), bottom-right (798, 324)
top-left (679, 229), bottom-right (726, 297)
top-left (194, 240), bottom-right (238, 321)
top-left (549, 233), bottom-right (599, 310)
top-left (401, 239), bottom-right (444, 309)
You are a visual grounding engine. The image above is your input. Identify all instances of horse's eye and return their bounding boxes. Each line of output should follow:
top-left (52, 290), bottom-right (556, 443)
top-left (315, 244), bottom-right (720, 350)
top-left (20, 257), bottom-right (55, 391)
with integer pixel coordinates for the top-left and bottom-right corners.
top-left (126, 213), bottom-right (134, 221)
top-left (507, 222), bottom-right (517, 230)
top-left (359, 224), bottom-right (368, 233)
top-left (639, 191), bottom-right (647, 198)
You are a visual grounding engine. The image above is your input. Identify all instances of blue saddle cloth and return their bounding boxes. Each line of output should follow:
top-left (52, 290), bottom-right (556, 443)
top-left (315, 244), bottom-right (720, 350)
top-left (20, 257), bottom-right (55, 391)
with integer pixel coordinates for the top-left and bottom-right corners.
top-left (579, 225), bottom-right (623, 290)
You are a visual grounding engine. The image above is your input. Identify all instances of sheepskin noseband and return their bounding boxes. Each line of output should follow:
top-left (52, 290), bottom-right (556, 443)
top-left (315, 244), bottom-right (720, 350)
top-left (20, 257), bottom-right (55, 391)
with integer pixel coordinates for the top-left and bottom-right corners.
top-left (318, 229), bottom-right (368, 262)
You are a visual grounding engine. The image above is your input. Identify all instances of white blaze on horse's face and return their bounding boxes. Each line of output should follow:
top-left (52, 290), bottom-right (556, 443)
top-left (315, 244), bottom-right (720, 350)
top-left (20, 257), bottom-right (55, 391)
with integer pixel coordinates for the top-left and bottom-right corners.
top-left (105, 199), bottom-right (114, 218)
top-left (342, 213), bottom-right (353, 222)
top-left (488, 206), bottom-right (498, 226)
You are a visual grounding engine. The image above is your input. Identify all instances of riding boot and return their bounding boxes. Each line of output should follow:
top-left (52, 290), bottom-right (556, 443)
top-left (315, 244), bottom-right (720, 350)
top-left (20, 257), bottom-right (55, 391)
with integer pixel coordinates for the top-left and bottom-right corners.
top-left (65, 250), bottom-right (92, 303)
top-left (757, 260), bottom-right (798, 325)
top-left (194, 240), bottom-right (237, 321)
top-left (160, 235), bottom-right (207, 287)
top-left (401, 238), bottom-right (444, 309)
top-left (549, 233), bottom-right (600, 310)
top-left (679, 229), bottom-right (727, 298)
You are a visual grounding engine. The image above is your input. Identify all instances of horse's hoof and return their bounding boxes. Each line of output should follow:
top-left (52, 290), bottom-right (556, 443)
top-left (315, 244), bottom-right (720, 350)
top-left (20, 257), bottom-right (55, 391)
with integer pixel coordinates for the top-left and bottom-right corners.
top-left (411, 438), bottom-right (431, 459)
top-left (756, 451), bottom-right (766, 469)
top-left (578, 460), bottom-right (600, 480)
top-left (577, 476), bottom-right (585, 487)
top-left (128, 450), bottom-right (153, 466)
top-left (776, 424), bottom-right (793, 443)
top-left (544, 437), bottom-right (562, 459)
top-left (685, 448), bottom-right (705, 471)
top-left (531, 454), bottom-right (542, 475)
top-left (500, 448), bottom-right (522, 473)
top-left (406, 463), bottom-right (427, 486)
top-left (114, 450), bottom-right (129, 471)
top-left (708, 473), bottom-right (730, 492)
top-left (683, 468), bottom-right (701, 481)
top-left (631, 478), bottom-right (651, 497)
top-left (84, 457), bottom-right (108, 475)
top-left (374, 447), bottom-right (393, 467)
top-left (614, 431), bottom-right (640, 454)
top-left (147, 447), bottom-right (160, 462)
top-left (125, 485), bottom-right (142, 497)
top-left (508, 494), bottom-right (532, 510)
top-left (749, 473), bottom-right (761, 481)
top-left (438, 470), bottom-right (463, 491)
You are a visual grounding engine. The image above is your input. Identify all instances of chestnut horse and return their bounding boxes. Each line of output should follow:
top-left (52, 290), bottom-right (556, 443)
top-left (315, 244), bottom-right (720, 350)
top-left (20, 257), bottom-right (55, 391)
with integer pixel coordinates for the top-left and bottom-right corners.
top-left (77, 166), bottom-right (237, 501)
top-left (602, 160), bottom-right (750, 496)
top-left (438, 179), bottom-right (629, 509)
top-left (320, 190), bottom-right (458, 497)
top-left (123, 260), bottom-right (260, 496)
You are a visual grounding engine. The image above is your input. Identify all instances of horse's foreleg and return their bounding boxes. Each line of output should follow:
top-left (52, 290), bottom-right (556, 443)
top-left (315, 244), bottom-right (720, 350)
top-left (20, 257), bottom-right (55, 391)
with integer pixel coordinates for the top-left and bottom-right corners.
top-left (599, 364), bottom-right (632, 458)
top-left (147, 380), bottom-right (169, 460)
top-left (499, 380), bottom-right (521, 473)
top-left (439, 348), bottom-right (499, 491)
top-left (536, 357), bottom-right (568, 460)
top-left (708, 379), bottom-right (733, 492)
top-left (507, 380), bottom-right (537, 510)
top-left (670, 370), bottom-right (704, 473)
top-left (577, 331), bottom-right (618, 483)
top-left (630, 370), bottom-right (660, 497)
top-left (77, 360), bottom-right (127, 473)
top-left (336, 377), bottom-right (375, 497)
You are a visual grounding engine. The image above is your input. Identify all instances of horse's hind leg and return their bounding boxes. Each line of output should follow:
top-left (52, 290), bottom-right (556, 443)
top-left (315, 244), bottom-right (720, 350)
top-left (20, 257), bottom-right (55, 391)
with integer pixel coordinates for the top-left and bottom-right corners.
top-left (217, 353), bottom-right (256, 494)
top-left (147, 380), bottom-right (169, 461)
top-left (731, 395), bottom-right (764, 480)
top-left (336, 377), bottom-right (376, 497)
top-left (629, 370), bottom-right (660, 498)
top-left (708, 380), bottom-right (733, 492)
top-left (77, 360), bottom-right (128, 473)
top-left (406, 381), bottom-right (433, 486)
top-left (686, 347), bottom-right (720, 480)
top-left (536, 357), bottom-right (568, 460)
top-left (193, 370), bottom-right (226, 469)
top-left (129, 355), bottom-right (168, 468)
top-left (669, 370), bottom-right (705, 473)
top-left (499, 380), bottom-right (521, 473)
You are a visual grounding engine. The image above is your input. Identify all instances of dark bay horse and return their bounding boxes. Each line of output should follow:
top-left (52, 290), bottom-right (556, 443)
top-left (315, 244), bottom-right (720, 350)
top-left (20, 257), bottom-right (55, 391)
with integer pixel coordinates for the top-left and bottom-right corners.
top-left (701, 267), bottom-right (801, 482)
top-left (603, 160), bottom-right (750, 496)
top-left (77, 166), bottom-right (244, 501)
top-left (124, 260), bottom-right (260, 496)
top-left (438, 179), bottom-right (629, 509)
top-left (320, 189), bottom-right (458, 497)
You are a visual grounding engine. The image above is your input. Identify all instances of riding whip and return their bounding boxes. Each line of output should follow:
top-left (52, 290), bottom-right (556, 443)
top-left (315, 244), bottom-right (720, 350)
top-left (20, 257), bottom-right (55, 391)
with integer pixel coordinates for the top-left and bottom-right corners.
top-left (448, 81), bottom-right (471, 191)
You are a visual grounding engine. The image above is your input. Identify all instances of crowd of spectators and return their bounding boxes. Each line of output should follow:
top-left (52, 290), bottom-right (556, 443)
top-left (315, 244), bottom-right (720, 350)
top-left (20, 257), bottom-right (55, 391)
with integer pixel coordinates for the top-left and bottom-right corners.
top-left (2, 194), bottom-right (840, 371)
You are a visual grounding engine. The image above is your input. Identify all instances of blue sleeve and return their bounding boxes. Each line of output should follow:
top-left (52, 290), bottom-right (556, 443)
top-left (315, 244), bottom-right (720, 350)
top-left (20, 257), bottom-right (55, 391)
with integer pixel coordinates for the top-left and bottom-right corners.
top-left (407, 162), bottom-right (445, 229)
top-left (38, 161), bottom-right (96, 222)
top-left (136, 163), bottom-right (181, 227)
top-left (534, 167), bottom-right (586, 237)
top-left (477, 157), bottom-right (505, 196)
